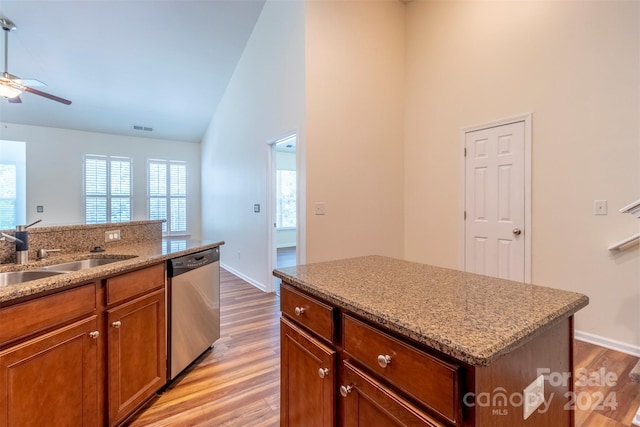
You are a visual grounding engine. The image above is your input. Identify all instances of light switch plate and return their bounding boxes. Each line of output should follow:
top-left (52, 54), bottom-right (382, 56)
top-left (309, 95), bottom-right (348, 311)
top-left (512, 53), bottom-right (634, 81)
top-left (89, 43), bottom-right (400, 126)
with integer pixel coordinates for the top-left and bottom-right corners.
top-left (594, 200), bottom-right (608, 215)
top-left (314, 202), bottom-right (326, 215)
top-left (523, 375), bottom-right (545, 420)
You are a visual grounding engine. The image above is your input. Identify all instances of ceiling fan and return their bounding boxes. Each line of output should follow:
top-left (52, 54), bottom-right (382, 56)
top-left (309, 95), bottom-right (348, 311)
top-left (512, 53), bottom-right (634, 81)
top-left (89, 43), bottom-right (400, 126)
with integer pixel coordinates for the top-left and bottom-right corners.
top-left (0, 17), bottom-right (71, 105)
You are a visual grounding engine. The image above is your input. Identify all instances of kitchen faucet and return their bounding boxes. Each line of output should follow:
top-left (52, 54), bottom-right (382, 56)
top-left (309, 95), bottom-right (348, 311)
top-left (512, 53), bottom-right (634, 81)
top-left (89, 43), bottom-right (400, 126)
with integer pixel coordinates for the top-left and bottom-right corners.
top-left (14, 219), bottom-right (43, 264)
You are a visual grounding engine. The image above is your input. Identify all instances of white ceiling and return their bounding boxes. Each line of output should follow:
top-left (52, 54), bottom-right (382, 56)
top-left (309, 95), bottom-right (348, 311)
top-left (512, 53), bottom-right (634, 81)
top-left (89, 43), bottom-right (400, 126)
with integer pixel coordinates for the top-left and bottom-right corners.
top-left (0, 0), bottom-right (266, 143)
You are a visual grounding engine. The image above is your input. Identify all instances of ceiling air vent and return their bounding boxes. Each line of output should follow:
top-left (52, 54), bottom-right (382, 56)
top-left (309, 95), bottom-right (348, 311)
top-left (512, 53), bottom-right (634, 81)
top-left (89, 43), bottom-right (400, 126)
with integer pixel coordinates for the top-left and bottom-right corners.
top-left (132, 125), bottom-right (153, 132)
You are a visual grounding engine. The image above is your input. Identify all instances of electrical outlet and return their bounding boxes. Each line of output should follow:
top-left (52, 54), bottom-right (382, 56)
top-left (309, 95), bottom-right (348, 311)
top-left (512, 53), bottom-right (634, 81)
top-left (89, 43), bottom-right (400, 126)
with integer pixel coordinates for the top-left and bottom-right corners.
top-left (523, 375), bottom-right (545, 420)
top-left (104, 230), bottom-right (121, 242)
top-left (315, 202), bottom-right (326, 215)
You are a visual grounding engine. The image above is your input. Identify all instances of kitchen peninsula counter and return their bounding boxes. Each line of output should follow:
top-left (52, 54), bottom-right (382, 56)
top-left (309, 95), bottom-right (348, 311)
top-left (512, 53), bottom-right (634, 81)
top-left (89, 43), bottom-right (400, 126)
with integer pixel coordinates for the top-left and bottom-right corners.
top-left (0, 238), bottom-right (223, 306)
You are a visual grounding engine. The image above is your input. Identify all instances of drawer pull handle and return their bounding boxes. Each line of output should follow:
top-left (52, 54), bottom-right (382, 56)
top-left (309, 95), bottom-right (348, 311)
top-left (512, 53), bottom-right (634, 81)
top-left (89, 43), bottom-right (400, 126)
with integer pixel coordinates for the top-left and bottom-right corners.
top-left (318, 368), bottom-right (329, 379)
top-left (89, 331), bottom-right (100, 339)
top-left (339, 385), bottom-right (352, 398)
top-left (377, 354), bottom-right (392, 368)
top-left (112, 321), bottom-right (122, 328)
top-left (294, 307), bottom-right (305, 316)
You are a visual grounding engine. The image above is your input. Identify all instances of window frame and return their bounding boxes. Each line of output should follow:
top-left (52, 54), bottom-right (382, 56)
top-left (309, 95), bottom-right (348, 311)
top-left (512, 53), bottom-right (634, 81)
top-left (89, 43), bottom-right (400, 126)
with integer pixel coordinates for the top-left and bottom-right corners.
top-left (83, 154), bottom-right (132, 224)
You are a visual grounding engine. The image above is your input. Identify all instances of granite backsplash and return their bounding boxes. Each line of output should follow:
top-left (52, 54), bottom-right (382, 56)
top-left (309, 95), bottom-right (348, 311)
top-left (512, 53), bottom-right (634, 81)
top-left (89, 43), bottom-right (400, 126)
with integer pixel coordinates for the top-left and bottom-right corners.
top-left (0, 220), bottom-right (164, 265)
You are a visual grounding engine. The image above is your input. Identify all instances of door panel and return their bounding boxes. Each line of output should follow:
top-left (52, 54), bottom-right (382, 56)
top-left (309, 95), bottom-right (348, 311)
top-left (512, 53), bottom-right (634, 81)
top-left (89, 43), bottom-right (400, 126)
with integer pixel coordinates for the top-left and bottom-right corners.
top-left (465, 121), bottom-right (525, 281)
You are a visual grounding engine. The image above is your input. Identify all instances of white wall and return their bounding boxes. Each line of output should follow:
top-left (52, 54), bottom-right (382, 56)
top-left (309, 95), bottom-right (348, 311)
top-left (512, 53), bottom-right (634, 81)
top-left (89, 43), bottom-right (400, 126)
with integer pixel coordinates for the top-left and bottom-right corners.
top-left (201, 0), bottom-right (305, 290)
top-left (305, 0), bottom-right (405, 263)
top-left (0, 122), bottom-right (202, 237)
top-left (404, 1), bottom-right (640, 348)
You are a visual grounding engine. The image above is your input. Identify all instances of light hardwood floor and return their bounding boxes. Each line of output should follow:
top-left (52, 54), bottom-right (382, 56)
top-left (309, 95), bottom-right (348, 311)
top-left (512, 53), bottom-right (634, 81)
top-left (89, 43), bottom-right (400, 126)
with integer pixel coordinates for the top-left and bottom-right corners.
top-left (128, 269), bottom-right (640, 426)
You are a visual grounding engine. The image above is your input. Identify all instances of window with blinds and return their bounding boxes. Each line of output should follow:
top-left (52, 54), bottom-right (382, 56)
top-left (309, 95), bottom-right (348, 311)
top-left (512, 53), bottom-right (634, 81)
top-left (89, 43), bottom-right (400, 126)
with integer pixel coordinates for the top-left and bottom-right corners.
top-left (84, 155), bottom-right (131, 224)
top-left (0, 140), bottom-right (26, 229)
top-left (148, 160), bottom-right (187, 235)
top-left (0, 163), bottom-right (17, 229)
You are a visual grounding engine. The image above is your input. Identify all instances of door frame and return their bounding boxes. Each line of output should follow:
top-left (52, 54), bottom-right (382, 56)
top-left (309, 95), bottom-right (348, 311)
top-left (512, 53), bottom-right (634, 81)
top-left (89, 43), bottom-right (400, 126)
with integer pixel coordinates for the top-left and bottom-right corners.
top-left (267, 130), bottom-right (299, 293)
top-left (459, 113), bottom-right (532, 283)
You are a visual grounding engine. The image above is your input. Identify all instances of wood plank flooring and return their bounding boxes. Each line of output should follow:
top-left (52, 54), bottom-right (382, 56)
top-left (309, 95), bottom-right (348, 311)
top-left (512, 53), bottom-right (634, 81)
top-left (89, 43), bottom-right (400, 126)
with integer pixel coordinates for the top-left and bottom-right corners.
top-left (574, 340), bottom-right (640, 427)
top-left (128, 269), bottom-right (280, 426)
top-left (128, 269), bottom-right (640, 426)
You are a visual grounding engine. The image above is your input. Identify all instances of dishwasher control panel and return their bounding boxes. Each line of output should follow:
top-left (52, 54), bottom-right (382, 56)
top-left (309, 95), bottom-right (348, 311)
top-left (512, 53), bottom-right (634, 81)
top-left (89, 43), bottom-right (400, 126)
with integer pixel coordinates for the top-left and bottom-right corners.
top-left (168, 247), bottom-right (220, 277)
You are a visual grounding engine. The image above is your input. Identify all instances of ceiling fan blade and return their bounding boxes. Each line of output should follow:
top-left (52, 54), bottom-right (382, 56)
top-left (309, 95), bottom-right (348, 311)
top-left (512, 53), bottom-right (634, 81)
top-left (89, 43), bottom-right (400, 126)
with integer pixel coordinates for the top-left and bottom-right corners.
top-left (23, 86), bottom-right (72, 105)
top-left (8, 95), bottom-right (21, 103)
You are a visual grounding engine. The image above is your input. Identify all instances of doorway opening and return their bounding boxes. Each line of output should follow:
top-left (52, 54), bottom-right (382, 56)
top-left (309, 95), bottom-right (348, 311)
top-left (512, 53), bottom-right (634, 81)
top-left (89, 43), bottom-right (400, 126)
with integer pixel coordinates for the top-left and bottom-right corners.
top-left (270, 133), bottom-right (297, 295)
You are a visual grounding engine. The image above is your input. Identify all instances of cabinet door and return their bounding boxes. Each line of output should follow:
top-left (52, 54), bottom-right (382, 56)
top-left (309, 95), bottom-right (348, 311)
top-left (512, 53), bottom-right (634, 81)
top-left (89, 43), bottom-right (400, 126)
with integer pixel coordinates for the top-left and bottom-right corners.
top-left (107, 289), bottom-right (166, 425)
top-left (281, 317), bottom-right (336, 427)
top-left (341, 361), bottom-right (445, 427)
top-left (0, 316), bottom-right (100, 427)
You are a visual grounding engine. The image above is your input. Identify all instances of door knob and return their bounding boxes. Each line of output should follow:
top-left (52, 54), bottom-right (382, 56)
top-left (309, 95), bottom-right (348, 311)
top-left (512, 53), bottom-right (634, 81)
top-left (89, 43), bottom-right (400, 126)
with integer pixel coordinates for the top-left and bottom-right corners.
top-left (513, 228), bottom-right (522, 236)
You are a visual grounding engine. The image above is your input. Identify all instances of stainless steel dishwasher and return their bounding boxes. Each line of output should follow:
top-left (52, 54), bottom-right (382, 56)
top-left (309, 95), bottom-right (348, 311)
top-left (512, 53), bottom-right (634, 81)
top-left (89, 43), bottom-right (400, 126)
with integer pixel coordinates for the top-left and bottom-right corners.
top-left (167, 247), bottom-right (220, 380)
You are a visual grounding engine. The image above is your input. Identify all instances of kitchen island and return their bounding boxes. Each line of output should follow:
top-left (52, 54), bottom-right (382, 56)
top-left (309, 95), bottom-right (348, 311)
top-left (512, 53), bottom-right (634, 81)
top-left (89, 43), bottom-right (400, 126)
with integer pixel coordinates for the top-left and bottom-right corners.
top-left (274, 255), bottom-right (589, 426)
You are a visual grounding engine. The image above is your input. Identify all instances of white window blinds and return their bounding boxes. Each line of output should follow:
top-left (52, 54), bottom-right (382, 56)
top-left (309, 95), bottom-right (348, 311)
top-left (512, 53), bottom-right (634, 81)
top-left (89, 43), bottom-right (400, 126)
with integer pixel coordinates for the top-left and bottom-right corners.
top-left (148, 160), bottom-right (187, 234)
top-left (84, 155), bottom-right (131, 224)
top-left (0, 163), bottom-right (17, 229)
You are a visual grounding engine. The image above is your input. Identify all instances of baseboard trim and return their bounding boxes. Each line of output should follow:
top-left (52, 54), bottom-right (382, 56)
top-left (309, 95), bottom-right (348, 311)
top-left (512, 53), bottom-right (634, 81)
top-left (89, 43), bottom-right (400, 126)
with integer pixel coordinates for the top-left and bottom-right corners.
top-left (575, 330), bottom-right (640, 357)
top-left (220, 263), bottom-right (268, 293)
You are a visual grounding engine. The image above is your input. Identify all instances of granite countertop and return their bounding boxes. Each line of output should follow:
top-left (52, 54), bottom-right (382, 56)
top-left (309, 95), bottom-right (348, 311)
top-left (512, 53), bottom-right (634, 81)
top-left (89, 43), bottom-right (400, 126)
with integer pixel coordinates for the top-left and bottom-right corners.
top-left (0, 238), bottom-right (224, 306)
top-left (273, 255), bottom-right (589, 367)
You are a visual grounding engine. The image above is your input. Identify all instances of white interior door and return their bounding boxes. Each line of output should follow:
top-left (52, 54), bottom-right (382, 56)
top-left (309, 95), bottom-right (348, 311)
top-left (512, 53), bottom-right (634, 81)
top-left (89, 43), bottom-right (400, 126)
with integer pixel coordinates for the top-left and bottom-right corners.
top-left (465, 121), bottom-right (526, 281)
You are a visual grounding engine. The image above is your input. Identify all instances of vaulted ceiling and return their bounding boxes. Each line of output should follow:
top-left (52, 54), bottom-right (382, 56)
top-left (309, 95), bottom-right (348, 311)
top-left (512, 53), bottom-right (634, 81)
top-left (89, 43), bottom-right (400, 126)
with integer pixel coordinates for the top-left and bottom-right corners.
top-left (0, 0), bottom-right (266, 143)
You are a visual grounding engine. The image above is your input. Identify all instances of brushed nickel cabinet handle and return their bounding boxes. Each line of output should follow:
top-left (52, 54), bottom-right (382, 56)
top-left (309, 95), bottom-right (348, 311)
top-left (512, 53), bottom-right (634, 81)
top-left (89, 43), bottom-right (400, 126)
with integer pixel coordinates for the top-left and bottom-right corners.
top-left (340, 385), bottom-right (352, 397)
top-left (377, 354), bottom-right (392, 368)
top-left (294, 307), bottom-right (305, 316)
top-left (318, 368), bottom-right (329, 379)
top-left (89, 331), bottom-right (100, 339)
top-left (112, 320), bottom-right (122, 328)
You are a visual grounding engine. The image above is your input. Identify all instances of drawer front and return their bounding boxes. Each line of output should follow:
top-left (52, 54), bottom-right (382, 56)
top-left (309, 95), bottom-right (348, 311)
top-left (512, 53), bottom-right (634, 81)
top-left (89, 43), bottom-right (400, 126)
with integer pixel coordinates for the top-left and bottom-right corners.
top-left (343, 314), bottom-right (461, 425)
top-left (281, 284), bottom-right (335, 343)
top-left (106, 263), bottom-right (165, 305)
top-left (0, 283), bottom-right (97, 346)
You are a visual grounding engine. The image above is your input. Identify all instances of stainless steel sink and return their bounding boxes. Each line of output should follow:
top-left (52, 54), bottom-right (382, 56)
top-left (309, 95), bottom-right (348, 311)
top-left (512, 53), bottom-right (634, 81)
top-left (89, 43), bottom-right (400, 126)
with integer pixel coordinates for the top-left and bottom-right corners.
top-left (42, 257), bottom-right (132, 272)
top-left (0, 270), bottom-right (67, 286)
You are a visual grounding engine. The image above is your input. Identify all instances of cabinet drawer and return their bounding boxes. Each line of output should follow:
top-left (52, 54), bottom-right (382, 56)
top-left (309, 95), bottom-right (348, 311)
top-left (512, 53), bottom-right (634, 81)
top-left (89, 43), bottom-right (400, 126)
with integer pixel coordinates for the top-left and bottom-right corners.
top-left (343, 315), bottom-right (461, 425)
top-left (106, 263), bottom-right (165, 305)
top-left (281, 284), bottom-right (335, 343)
top-left (0, 283), bottom-right (97, 346)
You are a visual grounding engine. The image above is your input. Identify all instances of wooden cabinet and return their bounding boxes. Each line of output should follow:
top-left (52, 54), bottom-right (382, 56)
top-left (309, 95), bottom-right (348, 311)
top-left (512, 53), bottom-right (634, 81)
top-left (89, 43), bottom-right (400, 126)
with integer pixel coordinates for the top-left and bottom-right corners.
top-left (341, 361), bottom-right (444, 427)
top-left (280, 284), bottom-right (337, 426)
top-left (0, 316), bottom-right (100, 427)
top-left (0, 261), bottom-right (167, 427)
top-left (281, 283), bottom-right (462, 427)
top-left (106, 264), bottom-right (166, 426)
top-left (281, 317), bottom-right (336, 427)
top-left (343, 314), bottom-right (461, 425)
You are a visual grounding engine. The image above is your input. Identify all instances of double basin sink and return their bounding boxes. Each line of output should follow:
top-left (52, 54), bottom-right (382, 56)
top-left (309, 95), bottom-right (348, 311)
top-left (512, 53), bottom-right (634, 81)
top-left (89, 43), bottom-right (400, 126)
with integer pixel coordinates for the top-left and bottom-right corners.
top-left (0, 257), bottom-right (133, 286)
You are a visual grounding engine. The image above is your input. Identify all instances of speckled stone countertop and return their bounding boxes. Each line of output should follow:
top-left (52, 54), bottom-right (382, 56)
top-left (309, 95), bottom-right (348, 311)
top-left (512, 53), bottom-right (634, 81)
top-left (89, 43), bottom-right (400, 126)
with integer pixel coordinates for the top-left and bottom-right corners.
top-left (0, 238), bottom-right (223, 306)
top-left (273, 255), bottom-right (589, 367)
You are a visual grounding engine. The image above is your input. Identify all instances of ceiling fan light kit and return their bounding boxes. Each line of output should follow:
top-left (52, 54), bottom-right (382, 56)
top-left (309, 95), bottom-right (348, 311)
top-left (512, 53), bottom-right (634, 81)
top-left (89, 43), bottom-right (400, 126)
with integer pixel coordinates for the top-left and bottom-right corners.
top-left (0, 16), bottom-right (72, 105)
